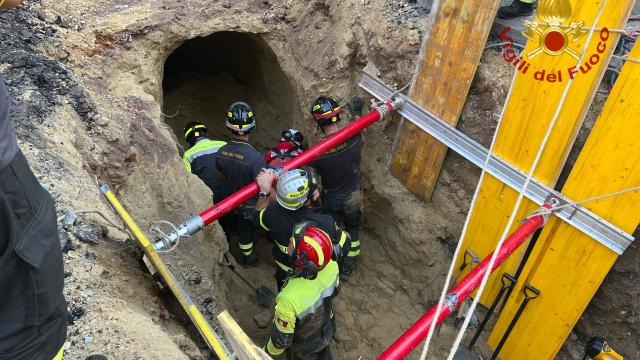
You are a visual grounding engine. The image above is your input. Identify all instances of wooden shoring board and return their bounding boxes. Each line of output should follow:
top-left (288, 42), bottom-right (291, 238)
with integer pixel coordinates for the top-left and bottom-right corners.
top-left (390, 0), bottom-right (502, 200)
top-left (487, 41), bottom-right (640, 360)
top-left (218, 311), bottom-right (272, 360)
top-left (452, 0), bottom-right (634, 306)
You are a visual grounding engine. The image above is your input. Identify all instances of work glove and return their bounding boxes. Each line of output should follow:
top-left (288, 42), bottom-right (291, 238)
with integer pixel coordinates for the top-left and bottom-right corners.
top-left (348, 96), bottom-right (364, 117)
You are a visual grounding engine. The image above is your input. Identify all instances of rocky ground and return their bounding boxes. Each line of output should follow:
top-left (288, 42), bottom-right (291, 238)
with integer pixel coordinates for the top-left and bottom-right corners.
top-left (1, 0), bottom-right (639, 359)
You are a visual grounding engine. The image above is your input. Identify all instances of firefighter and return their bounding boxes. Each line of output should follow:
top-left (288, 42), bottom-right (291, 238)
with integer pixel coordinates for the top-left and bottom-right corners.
top-left (182, 121), bottom-right (235, 234)
top-left (215, 101), bottom-right (266, 267)
top-left (263, 222), bottom-right (339, 359)
top-left (309, 96), bottom-right (363, 278)
top-left (498, 0), bottom-right (535, 19)
top-left (255, 167), bottom-right (350, 290)
top-left (0, 3), bottom-right (68, 357)
top-left (264, 128), bottom-right (304, 168)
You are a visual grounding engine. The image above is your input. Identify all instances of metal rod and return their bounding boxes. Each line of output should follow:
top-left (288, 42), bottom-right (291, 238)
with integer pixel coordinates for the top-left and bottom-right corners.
top-left (468, 273), bottom-right (516, 350)
top-left (377, 205), bottom-right (550, 360)
top-left (490, 283), bottom-right (541, 360)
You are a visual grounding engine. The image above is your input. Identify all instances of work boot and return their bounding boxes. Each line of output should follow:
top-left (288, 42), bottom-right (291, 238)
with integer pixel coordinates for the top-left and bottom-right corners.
top-left (340, 257), bottom-right (357, 280)
top-left (497, 0), bottom-right (534, 19)
top-left (243, 252), bottom-right (258, 268)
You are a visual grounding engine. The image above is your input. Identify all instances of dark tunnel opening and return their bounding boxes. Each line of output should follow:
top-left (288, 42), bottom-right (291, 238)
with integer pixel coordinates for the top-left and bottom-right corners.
top-left (162, 31), bottom-right (299, 154)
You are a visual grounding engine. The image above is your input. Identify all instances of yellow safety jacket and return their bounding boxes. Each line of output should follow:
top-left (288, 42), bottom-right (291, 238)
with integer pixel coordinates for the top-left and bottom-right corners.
top-left (182, 138), bottom-right (226, 173)
top-left (266, 261), bottom-right (340, 356)
top-left (182, 138), bottom-right (227, 199)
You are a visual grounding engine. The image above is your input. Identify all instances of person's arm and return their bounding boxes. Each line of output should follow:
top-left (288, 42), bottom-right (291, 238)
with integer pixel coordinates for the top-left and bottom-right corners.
top-left (182, 154), bottom-right (192, 173)
top-left (0, 0), bottom-right (23, 10)
top-left (256, 168), bottom-right (275, 211)
top-left (264, 298), bottom-right (296, 357)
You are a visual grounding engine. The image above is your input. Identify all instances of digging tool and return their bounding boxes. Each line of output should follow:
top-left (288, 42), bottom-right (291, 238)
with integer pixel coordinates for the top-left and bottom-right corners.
top-left (583, 337), bottom-right (624, 360)
top-left (490, 283), bottom-right (540, 360)
top-left (378, 202), bottom-right (552, 360)
top-left (453, 250), bottom-right (481, 328)
top-left (221, 254), bottom-right (275, 307)
top-left (467, 272), bottom-right (516, 350)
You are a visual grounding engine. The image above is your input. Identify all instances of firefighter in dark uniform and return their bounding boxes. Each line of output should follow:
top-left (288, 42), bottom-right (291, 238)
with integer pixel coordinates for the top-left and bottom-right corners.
top-left (215, 101), bottom-right (266, 267)
top-left (182, 121), bottom-right (235, 234)
top-left (255, 167), bottom-right (350, 291)
top-left (310, 96), bottom-right (364, 278)
top-left (263, 222), bottom-right (340, 360)
top-left (0, 27), bottom-right (68, 360)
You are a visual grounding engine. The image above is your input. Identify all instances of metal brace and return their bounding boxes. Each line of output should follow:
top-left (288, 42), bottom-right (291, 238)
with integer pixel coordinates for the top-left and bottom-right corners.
top-left (359, 72), bottom-right (634, 255)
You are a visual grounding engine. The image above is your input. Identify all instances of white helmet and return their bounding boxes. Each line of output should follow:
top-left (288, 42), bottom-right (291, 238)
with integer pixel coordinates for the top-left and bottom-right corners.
top-left (276, 168), bottom-right (317, 210)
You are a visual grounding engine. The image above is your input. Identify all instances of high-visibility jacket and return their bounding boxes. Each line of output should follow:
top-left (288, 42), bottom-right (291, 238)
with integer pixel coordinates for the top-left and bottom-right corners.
top-left (182, 137), bottom-right (229, 201)
top-left (266, 261), bottom-right (340, 358)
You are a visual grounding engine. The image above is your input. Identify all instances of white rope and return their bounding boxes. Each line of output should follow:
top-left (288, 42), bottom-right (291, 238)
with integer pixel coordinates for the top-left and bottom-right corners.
top-left (612, 54), bottom-right (640, 64)
top-left (447, 2), bottom-right (607, 358)
top-left (526, 184), bottom-right (640, 220)
top-left (416, 39), bottom-right (525, 360)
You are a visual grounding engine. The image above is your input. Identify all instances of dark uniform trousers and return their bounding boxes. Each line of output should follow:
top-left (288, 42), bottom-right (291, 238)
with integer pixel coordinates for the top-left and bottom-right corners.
top-left (292, 303), bottom-right (336, 360)
top-left (0, 151), bottom-right (67, 360)
top-left (321, 189), bottom-right (363, 259)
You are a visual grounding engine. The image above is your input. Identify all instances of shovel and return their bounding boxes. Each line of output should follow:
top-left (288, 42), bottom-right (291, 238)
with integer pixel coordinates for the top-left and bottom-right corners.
top-left (221, 254), bottom-right (276, 307)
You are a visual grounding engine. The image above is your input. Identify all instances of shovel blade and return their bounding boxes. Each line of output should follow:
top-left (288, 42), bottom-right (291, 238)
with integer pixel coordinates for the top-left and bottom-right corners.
top-left (257, 285), bottom-right (276, 307)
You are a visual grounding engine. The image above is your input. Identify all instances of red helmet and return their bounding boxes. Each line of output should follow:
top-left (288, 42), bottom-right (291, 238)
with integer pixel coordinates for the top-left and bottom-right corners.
top-left (289, 222), bottom-right (333, 280)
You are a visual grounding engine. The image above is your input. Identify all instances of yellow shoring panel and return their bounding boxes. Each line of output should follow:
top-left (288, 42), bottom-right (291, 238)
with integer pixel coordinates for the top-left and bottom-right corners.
top-left (488, 41), bottom-right (640, 359)
top-left (453, 0), bottom-right (635, 306)
top-left (100, 185), bottom-right (231, 360)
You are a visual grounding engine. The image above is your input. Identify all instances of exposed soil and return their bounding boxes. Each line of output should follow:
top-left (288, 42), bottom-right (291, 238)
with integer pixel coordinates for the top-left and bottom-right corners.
top-left (1, 0), bottom-right (639, 359)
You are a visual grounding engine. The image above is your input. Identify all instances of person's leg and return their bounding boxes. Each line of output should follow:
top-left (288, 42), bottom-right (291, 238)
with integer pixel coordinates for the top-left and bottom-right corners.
top-left (497, 0), bottom-right (535, 19)
top-left (341, 189), bottom-right (363, 278)
top-left (236, 210), bottom-right (258, 267)
top-left (320, 192), bottom-right (344, 226)
top-left (275, 267), bottom-right (288, 292)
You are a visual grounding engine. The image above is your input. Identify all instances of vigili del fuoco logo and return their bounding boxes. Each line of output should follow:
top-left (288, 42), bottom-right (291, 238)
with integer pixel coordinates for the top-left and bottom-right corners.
top-left (499, 0), bottom-right (610, 83)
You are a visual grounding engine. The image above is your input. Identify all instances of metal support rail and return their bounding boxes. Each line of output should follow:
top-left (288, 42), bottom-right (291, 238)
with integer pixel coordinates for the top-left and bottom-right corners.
top-left (359, 72), bottom-right (633, 254)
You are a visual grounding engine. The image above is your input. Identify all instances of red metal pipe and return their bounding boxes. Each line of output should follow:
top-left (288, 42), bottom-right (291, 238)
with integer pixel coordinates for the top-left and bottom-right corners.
top-left (198, 100), bottom-right (400, 225)
top-left (378, 207), bottom-right (550, 360)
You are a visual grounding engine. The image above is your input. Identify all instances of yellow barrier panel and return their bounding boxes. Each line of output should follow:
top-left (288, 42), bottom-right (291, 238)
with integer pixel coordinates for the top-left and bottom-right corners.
top-left (100, 185), bottom-right (231, 360)
top-left (488, 40), bottom-right (640, 359)
top-left (453, 0), bottom-right (635, 306)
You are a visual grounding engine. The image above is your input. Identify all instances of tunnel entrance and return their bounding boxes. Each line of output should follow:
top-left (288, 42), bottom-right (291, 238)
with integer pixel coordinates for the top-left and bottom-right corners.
top-left (162, 32), bottom-right (299, 153)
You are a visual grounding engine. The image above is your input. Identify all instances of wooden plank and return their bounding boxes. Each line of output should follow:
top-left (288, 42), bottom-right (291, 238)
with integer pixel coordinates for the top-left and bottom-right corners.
top-left (390, 0), bottom-right (502, 200)
top-left (488, 39), bottom-right (640, 360)
top-left (453, 0), bottom-right (634, 306)
top-left (218, 310), bottom-right (272, 360)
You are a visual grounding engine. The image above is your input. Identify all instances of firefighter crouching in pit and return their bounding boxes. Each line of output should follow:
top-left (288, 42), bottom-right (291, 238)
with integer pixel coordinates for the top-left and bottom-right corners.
top-left (264, 222), bottom-right (340, 359)
top-left (255, 167), bottom-right (350, 291)
top-left (0, 3), bottom-right (68, 357)
top-left (264, 128), bottom-right (305, 168)
top-left (215, 101), bottom-right (266, 267)
top-left (310, 96), bottom-right (364, 279)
